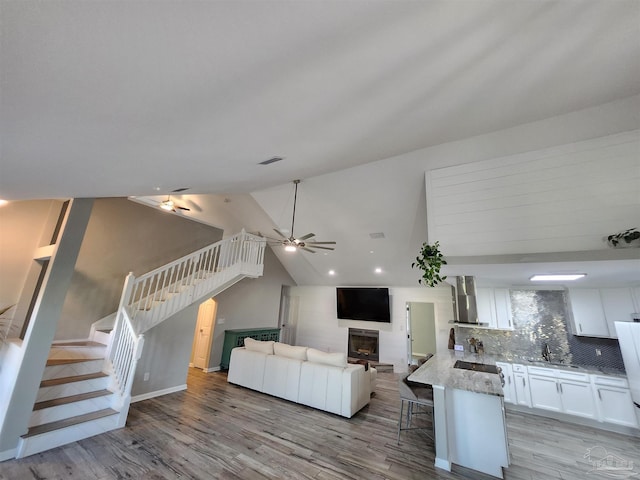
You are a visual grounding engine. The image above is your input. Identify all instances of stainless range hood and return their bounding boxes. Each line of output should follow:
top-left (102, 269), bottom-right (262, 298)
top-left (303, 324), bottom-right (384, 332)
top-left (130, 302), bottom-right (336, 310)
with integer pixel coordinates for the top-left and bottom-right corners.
top-left (452, 276), bottom-right (487, 325)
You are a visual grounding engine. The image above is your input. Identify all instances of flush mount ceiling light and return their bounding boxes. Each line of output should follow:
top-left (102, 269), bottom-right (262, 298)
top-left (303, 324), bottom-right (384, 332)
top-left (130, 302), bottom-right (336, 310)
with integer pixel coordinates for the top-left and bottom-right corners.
top-left (530, 274), bottom-right (587, 281)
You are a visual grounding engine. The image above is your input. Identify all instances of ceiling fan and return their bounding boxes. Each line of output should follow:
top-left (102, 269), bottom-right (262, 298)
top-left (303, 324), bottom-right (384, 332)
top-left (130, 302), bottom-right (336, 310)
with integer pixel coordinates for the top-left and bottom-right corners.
top-left (269, 180), bottom-right (336, 253)
top-left (159, 196), bottom-right (191, 213)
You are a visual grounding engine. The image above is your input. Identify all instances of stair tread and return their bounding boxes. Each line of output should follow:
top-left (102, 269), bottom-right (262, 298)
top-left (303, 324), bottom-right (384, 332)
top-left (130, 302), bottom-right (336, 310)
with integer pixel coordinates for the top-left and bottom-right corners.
top-left (40, 371), bottom-right (108, 388)
top-left (23, 408), bottom-right (118, 437)
top-left (46, 357), bottom-right (103, 366)
top-left (51, 340), bottom-right (105, 347)
top-left (33, 389), bottom-right (112, 410)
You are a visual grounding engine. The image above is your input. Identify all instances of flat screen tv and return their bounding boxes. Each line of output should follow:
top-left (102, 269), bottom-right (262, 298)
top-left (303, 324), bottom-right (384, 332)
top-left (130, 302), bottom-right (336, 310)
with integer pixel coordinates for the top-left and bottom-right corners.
top-left (336, 287), bottom-right (391, 322)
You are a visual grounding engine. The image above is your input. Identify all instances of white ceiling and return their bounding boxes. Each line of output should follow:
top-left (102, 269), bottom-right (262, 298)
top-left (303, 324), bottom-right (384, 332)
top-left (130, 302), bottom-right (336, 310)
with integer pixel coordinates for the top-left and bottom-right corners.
top-left (2, 1), bottom-right (640, 287)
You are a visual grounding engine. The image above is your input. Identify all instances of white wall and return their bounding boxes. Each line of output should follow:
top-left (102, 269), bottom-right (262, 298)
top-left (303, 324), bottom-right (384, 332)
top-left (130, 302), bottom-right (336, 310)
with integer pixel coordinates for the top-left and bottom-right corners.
top-left (291, 284), bottom-right (453, 372)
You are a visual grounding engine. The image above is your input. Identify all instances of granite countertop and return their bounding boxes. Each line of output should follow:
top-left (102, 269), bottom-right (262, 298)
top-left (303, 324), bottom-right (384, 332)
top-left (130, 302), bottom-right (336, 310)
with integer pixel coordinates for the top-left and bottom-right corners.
top-left (407, 351), bottom-right (504, 397)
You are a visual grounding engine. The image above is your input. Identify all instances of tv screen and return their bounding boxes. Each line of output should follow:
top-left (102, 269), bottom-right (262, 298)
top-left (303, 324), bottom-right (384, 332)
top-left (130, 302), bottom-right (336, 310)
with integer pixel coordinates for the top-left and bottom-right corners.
top-left (336, 287), bottom-right (391, 322)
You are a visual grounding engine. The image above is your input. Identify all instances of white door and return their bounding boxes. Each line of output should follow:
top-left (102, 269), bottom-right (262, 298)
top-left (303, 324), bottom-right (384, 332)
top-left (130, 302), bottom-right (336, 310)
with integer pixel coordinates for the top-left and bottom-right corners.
top-left (279, 288), bottom-right (298, 346)
top-left (192, 299), bottom-right (217, 370)
top-left (407, 302), bottom-right (436, 365)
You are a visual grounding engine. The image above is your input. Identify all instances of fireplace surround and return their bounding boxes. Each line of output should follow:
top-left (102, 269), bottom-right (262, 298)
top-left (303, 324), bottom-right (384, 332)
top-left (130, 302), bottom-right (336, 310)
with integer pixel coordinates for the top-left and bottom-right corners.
top-left (348, 328), bottom-right (379, 362)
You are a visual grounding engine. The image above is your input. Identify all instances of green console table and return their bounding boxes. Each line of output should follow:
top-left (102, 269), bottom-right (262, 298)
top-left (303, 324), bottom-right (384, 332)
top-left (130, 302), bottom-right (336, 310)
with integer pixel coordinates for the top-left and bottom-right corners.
top-left (220, 327), bottom-right (280, 370)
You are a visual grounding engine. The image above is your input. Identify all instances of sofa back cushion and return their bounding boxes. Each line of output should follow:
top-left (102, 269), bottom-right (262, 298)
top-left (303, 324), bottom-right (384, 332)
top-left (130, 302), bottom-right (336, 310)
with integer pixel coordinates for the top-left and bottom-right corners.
top-left (244, 337), bottom-right (274, 354)
top-left (307, 348), bottom-right (347, 367)
top-left (274, 342), bottom-right (308, 361)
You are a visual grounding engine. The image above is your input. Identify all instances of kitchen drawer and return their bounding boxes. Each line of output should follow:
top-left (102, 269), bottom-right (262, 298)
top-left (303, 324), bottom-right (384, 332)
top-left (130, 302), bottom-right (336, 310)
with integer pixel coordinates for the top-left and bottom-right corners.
top-left (528, 366), bottom-right (555, 377)
top-left (555, 370), bottom-right (590, 383)
top-left (592, 375), bottom-right (629, 388)
top-left (512, 364), bottom-right (527, 373)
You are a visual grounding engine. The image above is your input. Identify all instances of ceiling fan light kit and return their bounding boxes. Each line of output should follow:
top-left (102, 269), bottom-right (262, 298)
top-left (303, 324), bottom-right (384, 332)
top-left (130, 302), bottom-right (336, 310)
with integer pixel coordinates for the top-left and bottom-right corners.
top-left (159, 195), bottom-right (190, 213)
top-left (269, 180), bottom-right (336, 254)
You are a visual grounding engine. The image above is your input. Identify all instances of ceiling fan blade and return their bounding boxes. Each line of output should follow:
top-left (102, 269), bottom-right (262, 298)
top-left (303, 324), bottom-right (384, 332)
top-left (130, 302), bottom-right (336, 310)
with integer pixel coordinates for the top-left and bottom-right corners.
top-left (306, 241), bottom-right (336, 245)
top-left (297, 233), bottom-right (315, 241)
top-left (310, 245), bottom-right (335, 251)
top-left (273, 229), bottom-right (288, 239)
top-left (301, 247), bottom-right (316, 253)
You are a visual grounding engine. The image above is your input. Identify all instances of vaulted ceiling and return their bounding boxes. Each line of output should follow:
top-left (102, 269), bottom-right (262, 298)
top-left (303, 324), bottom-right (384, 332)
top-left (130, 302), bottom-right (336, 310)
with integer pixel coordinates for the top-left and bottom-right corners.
top-left (2, 1), bottom-right (639, 287)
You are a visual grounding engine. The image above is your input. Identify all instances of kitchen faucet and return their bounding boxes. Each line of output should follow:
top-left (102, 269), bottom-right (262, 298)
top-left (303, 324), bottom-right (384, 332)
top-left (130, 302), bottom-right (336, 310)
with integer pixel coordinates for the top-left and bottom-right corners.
top-left (542, 343), bottom-right (551, 362)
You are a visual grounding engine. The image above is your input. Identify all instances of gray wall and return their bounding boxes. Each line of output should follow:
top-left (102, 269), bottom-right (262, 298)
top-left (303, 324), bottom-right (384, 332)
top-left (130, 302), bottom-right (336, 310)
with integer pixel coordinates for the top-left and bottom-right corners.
top-left (208, 246), bottom-right (296, 369)
top-left (131, 303), bottom-right (200, 397)
top-left (57, 198), bottom-right (223, 339)
top-left (0, 200), bottom-right (62, 321)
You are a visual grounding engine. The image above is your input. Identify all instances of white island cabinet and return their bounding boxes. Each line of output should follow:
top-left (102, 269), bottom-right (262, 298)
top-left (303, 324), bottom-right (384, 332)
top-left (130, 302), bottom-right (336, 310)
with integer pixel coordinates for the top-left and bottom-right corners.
top-left (408, 353), bottom-right (509, 479)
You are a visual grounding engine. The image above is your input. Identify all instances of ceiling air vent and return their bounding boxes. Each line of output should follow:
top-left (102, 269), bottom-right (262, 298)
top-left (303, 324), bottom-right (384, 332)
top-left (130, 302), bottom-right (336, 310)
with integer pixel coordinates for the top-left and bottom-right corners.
top-left (369, 232), bottom-right (385, 239)
top-left (259, 156), bottom-right (284, 165)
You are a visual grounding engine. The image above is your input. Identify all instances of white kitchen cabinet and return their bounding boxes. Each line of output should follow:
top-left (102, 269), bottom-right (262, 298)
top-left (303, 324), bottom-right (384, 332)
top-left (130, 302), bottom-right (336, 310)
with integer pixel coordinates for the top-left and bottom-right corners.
top-left (475, 288), bottom-right (513, 330)
top-left (493, 288), bottom-right (513, 330)
top-left (528, 367), bottom-right (563, 412)
top-left (512, 364), bottom-right (531, 407)
top-left (528, 366), bottom-right (597, 419)
top-left (556, 370), bottom-right (597, 419)
top-left (633, 287), bottom-right (640, 314)
top-left (496, 362), bottom-right (515, 405)
top-left (568, 289), bottom-right (609, 337)
top-left (600, 288), bottom-right (636, 338)
top-left (592, 375), bottom-right (638, 427)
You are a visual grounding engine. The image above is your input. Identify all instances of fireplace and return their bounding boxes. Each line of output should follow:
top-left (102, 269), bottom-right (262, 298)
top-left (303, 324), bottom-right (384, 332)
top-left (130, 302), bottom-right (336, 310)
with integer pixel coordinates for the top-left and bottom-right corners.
top-left (347, 328), bottom-right (379, 362)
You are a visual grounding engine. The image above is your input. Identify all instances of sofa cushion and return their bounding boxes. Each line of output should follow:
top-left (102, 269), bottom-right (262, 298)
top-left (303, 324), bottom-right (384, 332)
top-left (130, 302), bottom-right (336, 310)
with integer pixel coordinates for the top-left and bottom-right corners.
top-left (244, 337), bottom-right (274, 354)
top-left (274, 342), bottom-right (308, 361)
top-left (307, 348), bottom-right (347, 367)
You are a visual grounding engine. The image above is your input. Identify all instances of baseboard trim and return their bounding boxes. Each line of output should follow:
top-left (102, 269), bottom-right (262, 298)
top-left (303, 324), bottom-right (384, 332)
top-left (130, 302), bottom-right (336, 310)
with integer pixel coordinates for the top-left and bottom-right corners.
top-left (131, 384), bottom-right (187, 403)
top-left (504, 404), bottom-right (640, 437)
top-left (204, 366), bottom-right (220, 373)
top-left (0, 447), bottom-right (16, 462)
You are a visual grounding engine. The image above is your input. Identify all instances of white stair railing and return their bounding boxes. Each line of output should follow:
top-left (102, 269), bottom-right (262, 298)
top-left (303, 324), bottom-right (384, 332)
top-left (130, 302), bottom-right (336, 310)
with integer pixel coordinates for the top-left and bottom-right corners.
top-left (125, 229), bottom-right (265, 334)
top-left (104, 229), bottom-right (265, 421)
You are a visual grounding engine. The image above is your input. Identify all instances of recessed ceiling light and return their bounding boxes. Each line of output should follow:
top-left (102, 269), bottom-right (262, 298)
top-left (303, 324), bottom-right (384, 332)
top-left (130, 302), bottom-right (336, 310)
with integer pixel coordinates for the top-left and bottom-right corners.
top-left (369, 250), bottom-right (374, 254)
top-left (0, 199), bottom-right (8, 207)
top-left (375, 267), bottom-right (382, 274)
top-left (530, 274), bottom-right (586, 281)
top-left (328, 270), bottom-right (335, 275)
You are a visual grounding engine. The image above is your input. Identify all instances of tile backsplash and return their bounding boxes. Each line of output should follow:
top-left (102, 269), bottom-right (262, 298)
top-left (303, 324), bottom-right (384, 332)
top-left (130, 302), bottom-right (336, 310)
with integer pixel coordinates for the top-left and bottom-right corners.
top-left (455, 289), bottom-right (625, 372)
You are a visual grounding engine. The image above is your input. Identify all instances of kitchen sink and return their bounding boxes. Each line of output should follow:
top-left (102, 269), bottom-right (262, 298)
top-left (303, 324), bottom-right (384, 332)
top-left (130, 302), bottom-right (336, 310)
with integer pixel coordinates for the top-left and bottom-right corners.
top-left (453, 360), bottom-right (499, 374)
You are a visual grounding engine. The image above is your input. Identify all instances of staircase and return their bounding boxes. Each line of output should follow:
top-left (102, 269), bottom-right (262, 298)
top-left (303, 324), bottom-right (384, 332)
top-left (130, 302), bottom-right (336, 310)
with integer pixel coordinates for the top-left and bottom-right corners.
top-left (17, 339), bottom-right (119, 458)
top-left (15, 230), bottom-right (266, 458)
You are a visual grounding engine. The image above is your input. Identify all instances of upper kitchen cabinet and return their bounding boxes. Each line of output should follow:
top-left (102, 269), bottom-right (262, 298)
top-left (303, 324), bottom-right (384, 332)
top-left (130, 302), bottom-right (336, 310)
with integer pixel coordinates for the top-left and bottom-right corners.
top-left (476, 288), bottom-right (513, 330)
top-left (599, 288), bottom-right (636, 339)
top-left (568, 288), bottom-right (636, 338)
top-left (568, 289), bottom-right (609, 337)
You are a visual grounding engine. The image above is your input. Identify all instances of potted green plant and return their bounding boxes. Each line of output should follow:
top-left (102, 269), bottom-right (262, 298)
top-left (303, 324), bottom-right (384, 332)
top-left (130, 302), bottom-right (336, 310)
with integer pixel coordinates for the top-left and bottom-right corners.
top-left (412, 241), bottom-right (447, 287)
top-left (606, 228), bottom-right (640, 248)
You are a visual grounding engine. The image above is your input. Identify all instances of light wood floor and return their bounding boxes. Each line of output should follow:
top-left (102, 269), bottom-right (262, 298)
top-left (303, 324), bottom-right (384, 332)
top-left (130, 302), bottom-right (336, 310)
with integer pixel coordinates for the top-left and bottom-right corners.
top-left (1, 369), bottom-right (638, 479)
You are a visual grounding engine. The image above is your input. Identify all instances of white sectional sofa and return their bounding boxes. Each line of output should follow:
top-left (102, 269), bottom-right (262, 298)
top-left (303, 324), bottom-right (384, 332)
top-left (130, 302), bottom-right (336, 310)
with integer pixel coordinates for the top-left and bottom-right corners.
top-left (227, 338), bottom-right (376, 418)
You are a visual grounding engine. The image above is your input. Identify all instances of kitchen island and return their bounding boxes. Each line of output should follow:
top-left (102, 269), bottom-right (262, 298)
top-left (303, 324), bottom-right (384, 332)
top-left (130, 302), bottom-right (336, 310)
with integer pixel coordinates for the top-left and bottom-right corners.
top-left (408, 351), bottom-right (509, 479)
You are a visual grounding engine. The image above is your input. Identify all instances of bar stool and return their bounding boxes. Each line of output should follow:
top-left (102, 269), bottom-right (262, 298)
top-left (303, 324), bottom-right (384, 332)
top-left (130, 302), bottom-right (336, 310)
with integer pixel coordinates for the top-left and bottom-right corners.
top-left (397, 374), bottom-right (435, 445)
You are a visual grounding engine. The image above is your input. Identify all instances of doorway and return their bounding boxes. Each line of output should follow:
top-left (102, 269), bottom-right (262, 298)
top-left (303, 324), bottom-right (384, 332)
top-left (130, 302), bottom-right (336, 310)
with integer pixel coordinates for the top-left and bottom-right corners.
top-left (406, 302), bottom-right (436, 367)
top-left (191, 298), bottom-right (217, 371)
